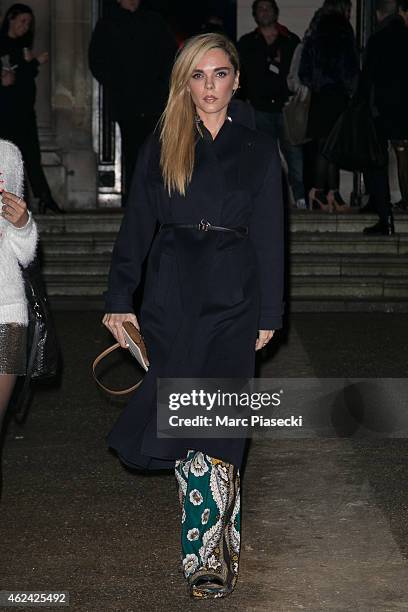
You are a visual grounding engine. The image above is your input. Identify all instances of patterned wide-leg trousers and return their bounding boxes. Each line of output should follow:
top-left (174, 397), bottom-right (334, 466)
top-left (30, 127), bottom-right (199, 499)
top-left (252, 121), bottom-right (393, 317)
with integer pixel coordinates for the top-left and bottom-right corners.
top-left (175, 450), bottom-right (241, 599)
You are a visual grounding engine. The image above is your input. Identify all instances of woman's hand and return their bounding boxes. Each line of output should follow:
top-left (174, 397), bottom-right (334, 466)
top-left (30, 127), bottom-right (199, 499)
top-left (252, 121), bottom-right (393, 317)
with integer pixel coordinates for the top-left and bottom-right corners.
top-left (255, 329), bottom-right (275, 351)
top-left (102, 313), bottom-right (139, 349)
top-left (1, 192), bottom-right (29, 228)
top-left (1, 69), bottom-right (15, 87)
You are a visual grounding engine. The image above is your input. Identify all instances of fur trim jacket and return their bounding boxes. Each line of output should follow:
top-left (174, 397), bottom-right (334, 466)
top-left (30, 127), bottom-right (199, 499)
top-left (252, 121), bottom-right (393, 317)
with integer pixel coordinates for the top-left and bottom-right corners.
top-left (299, 12), bottom-right (359, 93)
top-left (0, 213), bottom-right (38, 324)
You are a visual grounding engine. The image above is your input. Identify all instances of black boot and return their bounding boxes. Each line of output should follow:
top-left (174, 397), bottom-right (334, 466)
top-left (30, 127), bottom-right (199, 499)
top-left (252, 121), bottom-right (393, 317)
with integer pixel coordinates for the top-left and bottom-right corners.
top-left (363, 214), bottom-right (395, 236)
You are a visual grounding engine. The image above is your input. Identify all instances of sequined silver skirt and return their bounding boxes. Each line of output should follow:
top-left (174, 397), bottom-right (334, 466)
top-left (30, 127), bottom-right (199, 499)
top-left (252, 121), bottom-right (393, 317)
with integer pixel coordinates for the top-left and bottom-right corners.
top-left (0, 324), bottom-right (27, 375)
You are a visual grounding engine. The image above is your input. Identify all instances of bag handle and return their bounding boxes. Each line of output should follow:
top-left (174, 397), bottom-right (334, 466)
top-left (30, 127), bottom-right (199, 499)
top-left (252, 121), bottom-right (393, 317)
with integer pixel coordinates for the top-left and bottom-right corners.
top-left (92, 343), bottom-right (143, 396)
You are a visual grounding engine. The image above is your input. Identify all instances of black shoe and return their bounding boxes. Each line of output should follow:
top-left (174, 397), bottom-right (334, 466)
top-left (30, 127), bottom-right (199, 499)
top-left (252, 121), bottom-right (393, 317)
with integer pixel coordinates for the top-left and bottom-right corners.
top-left (38, 194), bottom-right (65, 215)
top-left (363, 216), bottom-right (395, 236)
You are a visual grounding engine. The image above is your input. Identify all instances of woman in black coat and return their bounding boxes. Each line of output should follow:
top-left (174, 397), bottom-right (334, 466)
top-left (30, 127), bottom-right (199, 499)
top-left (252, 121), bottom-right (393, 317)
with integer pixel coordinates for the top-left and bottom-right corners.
top-left (360, 2), bottom-right (408, 220)
top-left (0, 3), bottom-right (63, 213)
top-left (299, 0), bottom-right (359, 211)
top-left (103, 33), bottom-right (284, 599)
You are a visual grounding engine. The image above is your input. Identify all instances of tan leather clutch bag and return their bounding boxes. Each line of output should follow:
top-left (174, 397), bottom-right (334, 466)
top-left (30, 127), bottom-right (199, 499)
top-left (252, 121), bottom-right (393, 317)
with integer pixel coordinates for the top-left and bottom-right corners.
top-left (122, 321), bottom-right (149, 372)
top-left (92, 322), bottom-right (149, 396)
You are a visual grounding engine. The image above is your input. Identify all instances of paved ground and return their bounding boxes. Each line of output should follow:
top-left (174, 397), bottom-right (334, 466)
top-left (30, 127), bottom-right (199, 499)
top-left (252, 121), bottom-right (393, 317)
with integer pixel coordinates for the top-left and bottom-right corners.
top-left (1, 313), bottom-right (408, 612)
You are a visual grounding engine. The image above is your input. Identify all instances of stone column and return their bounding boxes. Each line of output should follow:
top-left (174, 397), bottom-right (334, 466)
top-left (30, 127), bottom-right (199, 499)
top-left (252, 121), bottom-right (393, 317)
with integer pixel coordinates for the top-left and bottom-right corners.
top-left (53, 0), bottom-right (97, 208)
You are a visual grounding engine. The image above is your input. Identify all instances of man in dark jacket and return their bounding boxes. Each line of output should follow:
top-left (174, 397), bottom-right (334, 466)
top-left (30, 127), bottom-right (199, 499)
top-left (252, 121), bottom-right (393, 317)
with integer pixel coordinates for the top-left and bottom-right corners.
top-left (361, 0), bottom-right (408, 234)
top-left (238, 0), bottom-right (305, 207)
top-left (89, 0), bottom-right (177, 203)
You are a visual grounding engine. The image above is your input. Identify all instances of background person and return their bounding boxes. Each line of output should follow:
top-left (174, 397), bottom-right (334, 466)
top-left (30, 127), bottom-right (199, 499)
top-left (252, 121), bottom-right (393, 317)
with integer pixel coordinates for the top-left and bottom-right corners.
top-left (238, 0), bottom-right (306, 208)
top-left (0, 3), bottom-right (63, 214)
top-left (89, 0), bottom-right (178, 204)
top-left (358, 0), bottom-right (396, 216)
top-left (299, 0), bottom-right (359, 212)
top-left (102, 33), bottom-right (284, 598)
top-left (0, 140), bottom-right (37, 484)
top-left (360, 0), bottom-right (408, 234)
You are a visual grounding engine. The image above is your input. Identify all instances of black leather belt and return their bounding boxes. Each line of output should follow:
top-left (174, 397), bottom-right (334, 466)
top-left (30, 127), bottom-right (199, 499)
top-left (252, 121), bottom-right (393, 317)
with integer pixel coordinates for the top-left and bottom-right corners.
top-left (160, 219), bottom-right (248, 236)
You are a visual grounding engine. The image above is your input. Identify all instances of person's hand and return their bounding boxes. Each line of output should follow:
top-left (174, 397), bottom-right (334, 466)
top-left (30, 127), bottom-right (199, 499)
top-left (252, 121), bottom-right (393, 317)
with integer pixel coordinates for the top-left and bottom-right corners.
top-left (102, 313), bottom-right (139, 349)
top-left (255, 330), bottom-right (275, 351)
top-left (1, 192), bottom-right (29, 228)
top-left (1, 69), bottom-right (15, 87)
top-left (36, 52), bottom-right (49, 65)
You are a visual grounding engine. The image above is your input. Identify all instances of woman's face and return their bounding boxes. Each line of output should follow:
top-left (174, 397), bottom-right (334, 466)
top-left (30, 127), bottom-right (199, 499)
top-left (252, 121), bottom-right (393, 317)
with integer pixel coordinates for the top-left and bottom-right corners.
top-left (188, 48), bottom-right (239, 118)
top-left (8, 12), bottom-right (32, 39)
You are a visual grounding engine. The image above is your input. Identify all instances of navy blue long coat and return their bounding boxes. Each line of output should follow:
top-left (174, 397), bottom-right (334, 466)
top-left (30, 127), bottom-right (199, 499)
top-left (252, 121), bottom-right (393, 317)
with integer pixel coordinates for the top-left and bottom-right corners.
top-left (104, 116), bottom-right (284, 470)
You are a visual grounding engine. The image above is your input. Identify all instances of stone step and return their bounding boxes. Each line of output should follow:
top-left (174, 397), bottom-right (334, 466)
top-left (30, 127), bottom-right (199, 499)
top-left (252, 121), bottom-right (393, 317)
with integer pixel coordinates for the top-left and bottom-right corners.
top-left (35, 212), bottom-right (122, 234)
top-left (42, 274), bottom-right (107, 296)
top-left (290, 255), bottom-right (408, 277)
top-left (39, 231), bottom-right (408, 256)
top-left (290, 276), bottom-right (408, 299)
top-left (34, 211), bottom-right (408, 311)
top-left (40, 253), bottom-right (408, 278)
top-left (39, 232), bottom-right (117, 255)
top-left (41, 272), bottom-right (408, 300)
top-left (290, 298), bottom-right (408, 313)
top-left (291, 233), bottom-right (408, 255)
top-left (41, 254), bottom-right (111, 275)
top-left (289, 210), bottom-right (408, 233)
top-left (34, 210), bottom-right (408, 235)
top-left (48, 295), bottom-right (408, 313)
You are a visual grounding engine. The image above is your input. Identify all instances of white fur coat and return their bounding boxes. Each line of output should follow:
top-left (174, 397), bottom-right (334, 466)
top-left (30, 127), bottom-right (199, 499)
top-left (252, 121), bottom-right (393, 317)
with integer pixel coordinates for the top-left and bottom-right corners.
top-left (0, 140), bottom-right (38, 325)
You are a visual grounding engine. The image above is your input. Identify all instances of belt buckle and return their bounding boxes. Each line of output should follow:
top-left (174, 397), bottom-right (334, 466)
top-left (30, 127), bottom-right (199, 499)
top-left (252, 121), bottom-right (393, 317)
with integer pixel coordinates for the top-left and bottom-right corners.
top-left (198, 219), bottom-right (211, 231)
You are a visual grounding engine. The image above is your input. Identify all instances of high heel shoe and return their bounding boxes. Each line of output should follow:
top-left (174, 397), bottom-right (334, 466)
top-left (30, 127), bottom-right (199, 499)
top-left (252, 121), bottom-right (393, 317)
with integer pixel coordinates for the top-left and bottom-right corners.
top-left (38, 195), bottom-right (65, 215)
top-left (329, 190), bottom-right (351, 213)
top-left (308, 188), bottom-right (333, 212)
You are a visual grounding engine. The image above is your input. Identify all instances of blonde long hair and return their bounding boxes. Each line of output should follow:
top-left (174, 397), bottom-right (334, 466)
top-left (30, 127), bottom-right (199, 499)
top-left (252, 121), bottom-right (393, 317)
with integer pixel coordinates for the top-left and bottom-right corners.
top-left (159, 33), bottom-right (239, 196)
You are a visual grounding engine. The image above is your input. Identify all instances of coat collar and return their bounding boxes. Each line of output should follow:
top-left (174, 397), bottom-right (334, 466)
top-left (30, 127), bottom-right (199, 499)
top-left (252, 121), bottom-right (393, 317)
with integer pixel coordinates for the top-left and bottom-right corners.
top-left (195, 115), bottom-right (232, 143)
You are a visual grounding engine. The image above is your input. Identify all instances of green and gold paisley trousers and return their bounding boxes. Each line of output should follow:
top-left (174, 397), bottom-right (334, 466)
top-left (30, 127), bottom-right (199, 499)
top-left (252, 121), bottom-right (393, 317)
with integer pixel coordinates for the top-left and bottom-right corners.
top-left (175, 450), bottom-right (241, 599)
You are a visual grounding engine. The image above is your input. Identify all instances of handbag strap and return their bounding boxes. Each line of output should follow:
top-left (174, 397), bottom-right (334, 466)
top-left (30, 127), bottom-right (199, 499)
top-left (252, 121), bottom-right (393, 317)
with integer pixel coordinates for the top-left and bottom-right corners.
top-left (92, 343), bottom-right (143, 396)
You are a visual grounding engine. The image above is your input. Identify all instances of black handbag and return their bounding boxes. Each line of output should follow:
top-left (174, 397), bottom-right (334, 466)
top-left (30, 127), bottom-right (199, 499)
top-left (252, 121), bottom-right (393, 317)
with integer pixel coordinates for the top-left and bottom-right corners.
top-left (322, 100), bottom-right (388, 171)
top-left (13, 256), bottom-right (60, 423)
top-left (23, 256), bottom-right (60, 380)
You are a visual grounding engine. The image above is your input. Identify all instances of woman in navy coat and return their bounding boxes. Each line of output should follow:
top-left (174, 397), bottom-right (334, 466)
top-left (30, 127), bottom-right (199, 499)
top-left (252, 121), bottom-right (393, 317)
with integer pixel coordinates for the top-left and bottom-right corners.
top-left (103, 33), bottom-right (284, 599)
